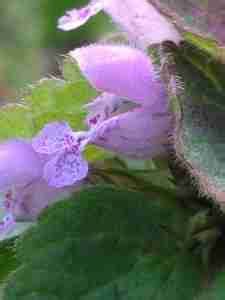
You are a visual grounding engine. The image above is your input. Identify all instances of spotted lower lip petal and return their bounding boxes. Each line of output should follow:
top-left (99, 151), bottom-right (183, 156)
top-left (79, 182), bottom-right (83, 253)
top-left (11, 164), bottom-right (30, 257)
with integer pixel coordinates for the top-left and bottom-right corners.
top-left (44, 152), bottom-right (89, 188)
top-left (32, 121), bottom-right (74, 155)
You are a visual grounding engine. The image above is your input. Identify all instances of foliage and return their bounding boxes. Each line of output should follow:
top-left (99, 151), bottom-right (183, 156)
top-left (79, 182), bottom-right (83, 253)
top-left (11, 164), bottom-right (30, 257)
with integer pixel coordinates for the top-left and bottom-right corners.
top-left (150, 0), bottom-right (225, 45)
top-left (163, 34), bottom-right (225, 208)
top-left (0, 58), bottom-right (98, 141)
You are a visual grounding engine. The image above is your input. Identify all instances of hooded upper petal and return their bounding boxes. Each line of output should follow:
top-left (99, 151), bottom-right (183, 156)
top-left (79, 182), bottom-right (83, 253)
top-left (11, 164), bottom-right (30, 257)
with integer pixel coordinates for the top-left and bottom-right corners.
top-left (71, 44), bottom-right (166, 106)
top-left (0, 140), bottom-right (42, 191)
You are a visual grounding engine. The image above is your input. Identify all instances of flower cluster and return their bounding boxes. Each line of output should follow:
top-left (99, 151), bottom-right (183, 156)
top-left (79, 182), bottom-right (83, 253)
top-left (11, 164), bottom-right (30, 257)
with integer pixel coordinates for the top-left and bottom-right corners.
top-left (0, 0), bottom-right (178, 235)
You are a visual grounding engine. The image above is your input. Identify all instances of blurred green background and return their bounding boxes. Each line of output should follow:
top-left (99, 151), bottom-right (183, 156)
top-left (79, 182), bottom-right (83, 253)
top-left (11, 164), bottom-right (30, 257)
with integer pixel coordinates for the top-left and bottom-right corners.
top-left (0, 0), bottom-right (112, 98)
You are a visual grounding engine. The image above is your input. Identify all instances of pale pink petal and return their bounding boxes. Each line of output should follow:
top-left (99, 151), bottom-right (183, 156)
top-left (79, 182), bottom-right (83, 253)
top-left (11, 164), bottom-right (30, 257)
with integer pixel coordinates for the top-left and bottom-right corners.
top-left (11, 179), bottom-right (77, 220)
top-left (44, 151), bottom-right (88, 188)
top-left (71, 45), bottom-right (166, 106)
top-left (103, 0), bottom-right (181, 47)
top-left (0, 140), bottom-right (42, 191)
top-left (58, 0), bottom-right (181, 46)
top-left (32, 121), bottom-right (75, 154)
top-left (91, 107), bottom-right (172, 159)
top-left (58, 1), bottom-right (104, 31)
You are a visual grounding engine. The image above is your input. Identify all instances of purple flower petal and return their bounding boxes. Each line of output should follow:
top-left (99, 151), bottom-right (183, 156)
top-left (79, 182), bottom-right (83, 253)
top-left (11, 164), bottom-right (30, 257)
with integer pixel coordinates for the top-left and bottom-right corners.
top-left (85, 92), bottom-right (135, 128)
top-left (10, 179), bottom-right (76, 220)
top-left (32, 121), bottom-right (75, 154)
top-left (70, 45), bottom-right (166, 106)
top-left (58, 0), bottom-right (181, 46)
top-left (103, 0), bottom-right (181, 47)
top-left (58, 1), bottom-right (104, 31)
top-left (44, 151), bottom-right (88, 188)
top-left (91, 107), bottom-right (172, 159)
top-left (0, 140), bottom-right (42, 191)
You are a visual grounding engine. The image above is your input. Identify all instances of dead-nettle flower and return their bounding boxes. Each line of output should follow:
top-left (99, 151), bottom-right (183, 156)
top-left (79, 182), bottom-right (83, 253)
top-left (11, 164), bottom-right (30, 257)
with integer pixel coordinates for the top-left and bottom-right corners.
top-left (0, 43), bottom-right (173, 232)
top-left (88, 101), bottom-right (172, 159)
top-left (58, 0), bottom-right (181, 47)
top-left (0, 139), bottom-right (80, 233)
top-left (71, 44), bottom-right (173, 158)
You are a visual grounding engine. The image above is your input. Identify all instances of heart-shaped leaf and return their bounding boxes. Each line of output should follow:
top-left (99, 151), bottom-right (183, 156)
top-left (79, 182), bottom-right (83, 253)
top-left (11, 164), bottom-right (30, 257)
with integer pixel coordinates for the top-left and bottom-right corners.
top-left (2, 186), bottom-right (202, 300)
top-left (167, 41), bottom-right (225, 207)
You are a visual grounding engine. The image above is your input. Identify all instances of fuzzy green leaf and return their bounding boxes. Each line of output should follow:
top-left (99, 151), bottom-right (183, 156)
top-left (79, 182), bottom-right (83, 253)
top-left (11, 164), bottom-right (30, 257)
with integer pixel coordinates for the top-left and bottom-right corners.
top-left (81, 252), bottom-right (202, 300)
top-left (0, 58), bottom-right (98, 140)
top-left (0, 104), bottom-right (34, 140)
top-left (150, 0), bottom-right (225, 46)
top-left (62, 56), bottom-right (84, 83)
top-left (2, 186), bottom-right (200, 300)
top-left (24, 78), bottom-right (98, 132)
top-left (168, 41), bottom-right (225, 207)
top-left (0, 240), bottom-right (19, 283)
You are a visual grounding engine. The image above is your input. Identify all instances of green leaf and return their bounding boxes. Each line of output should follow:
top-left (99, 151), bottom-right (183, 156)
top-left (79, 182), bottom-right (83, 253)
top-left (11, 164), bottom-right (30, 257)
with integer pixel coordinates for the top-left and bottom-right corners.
top-left (152, 0), bottom-right (225, 46)
top-left (81, 252), bottom-right (202, 300)
top-left (0, 58), bottom-right (98, 140)
top-left (168, 41), bottom-right (225, 207)
top-left (2, 186), bottom-right (201, 300)
top-left (197, 269), bottom-right (225, 300)
top-left (183, 32), bottom-right (225, 64)
top-left (0, 104), bottom-right (34, 140)
top-left (62, 56), bottom-right (84, 83)
top-left (24, 78), bottom-right (98, 132)
top-left (84, 145), bottom-right (111, 162)
top-left (0, 240), bottom-right (19, 283)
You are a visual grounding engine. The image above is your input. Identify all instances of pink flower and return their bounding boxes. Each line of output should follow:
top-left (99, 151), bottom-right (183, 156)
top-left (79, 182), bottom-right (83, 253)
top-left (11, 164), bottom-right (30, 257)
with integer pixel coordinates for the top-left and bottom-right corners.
top-left (0, 139), bottom-right (82, 236)
top-left (71, 44), bottom-right (173, 159)
top-left (58, 0), bottom-right (181, 47)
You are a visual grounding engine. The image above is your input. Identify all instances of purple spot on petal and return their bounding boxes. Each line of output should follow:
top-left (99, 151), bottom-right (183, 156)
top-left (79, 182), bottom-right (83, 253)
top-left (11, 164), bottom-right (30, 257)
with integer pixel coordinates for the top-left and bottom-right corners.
top-left (79, 7), bottom-right (90, 19)
top-left (44, 151), bottom-right (88, 188)
top-left (89, 114), bottom-right (101, 125)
